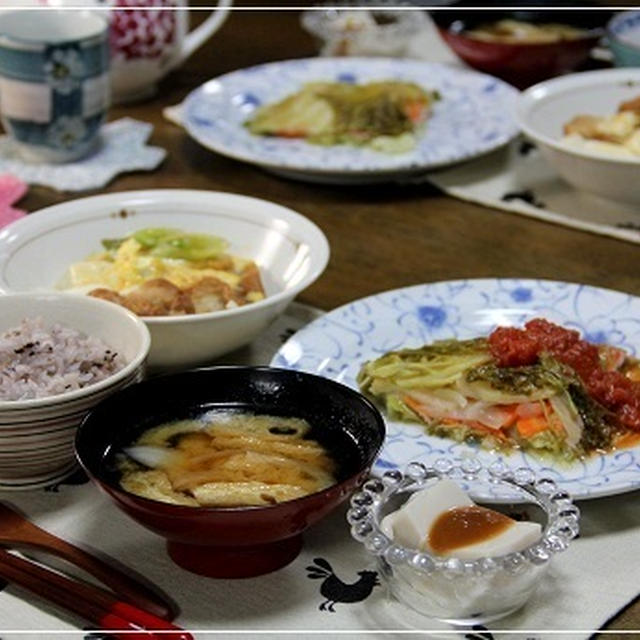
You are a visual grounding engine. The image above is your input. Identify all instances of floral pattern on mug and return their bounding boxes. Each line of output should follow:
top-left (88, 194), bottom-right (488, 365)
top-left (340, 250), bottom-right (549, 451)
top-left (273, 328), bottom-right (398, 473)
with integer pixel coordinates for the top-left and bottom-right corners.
top-left (44, 47), bottom-right (86, 94)
top-left (46, 116), bottom-right (88, 149)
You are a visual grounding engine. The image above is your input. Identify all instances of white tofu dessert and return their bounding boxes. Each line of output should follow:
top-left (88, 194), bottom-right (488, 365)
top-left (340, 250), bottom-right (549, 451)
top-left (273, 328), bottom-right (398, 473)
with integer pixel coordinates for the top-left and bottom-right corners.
top-left (381, 478), bottom-right (542, 559)
top-left (379, 479), bottom-right (547, 622)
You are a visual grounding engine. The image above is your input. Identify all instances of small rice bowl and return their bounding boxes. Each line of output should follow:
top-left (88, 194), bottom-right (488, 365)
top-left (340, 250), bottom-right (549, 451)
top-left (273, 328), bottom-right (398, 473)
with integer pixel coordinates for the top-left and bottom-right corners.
top-left (0, 317), bottom-right (125, 401)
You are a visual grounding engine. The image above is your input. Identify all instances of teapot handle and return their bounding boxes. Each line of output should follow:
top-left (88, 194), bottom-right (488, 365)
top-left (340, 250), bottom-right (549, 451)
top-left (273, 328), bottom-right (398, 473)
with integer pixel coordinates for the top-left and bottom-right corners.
top-left (175, 0), bottom-right (233, 67)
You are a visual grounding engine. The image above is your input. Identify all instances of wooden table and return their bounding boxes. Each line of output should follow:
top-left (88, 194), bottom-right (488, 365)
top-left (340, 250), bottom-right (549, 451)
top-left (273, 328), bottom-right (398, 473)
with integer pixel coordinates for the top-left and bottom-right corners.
top-left (14, 9), bottom-right (640, 635)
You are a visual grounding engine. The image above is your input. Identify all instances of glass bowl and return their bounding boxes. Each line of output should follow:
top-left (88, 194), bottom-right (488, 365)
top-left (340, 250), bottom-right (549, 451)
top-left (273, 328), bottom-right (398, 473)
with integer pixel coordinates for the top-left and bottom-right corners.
top-left (301, 3), bottom-right (427, 58)
top-left (347, 458), bottom-right (580, 625)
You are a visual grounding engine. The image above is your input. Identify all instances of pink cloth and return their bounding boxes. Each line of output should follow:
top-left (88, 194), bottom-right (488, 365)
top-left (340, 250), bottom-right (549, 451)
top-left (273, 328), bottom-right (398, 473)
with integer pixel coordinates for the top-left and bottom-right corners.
top-left (0, 174), bottom-right (27, 228)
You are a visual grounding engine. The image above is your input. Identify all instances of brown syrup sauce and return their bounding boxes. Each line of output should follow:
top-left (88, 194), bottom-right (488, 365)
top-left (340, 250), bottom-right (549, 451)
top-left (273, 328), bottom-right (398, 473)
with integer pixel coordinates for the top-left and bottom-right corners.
top-left (427, 505), bottom-right (513, 553)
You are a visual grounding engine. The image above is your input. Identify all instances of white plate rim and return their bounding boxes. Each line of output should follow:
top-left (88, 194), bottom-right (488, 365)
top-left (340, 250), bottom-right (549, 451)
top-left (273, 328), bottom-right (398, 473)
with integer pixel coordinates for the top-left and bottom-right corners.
top-left (182, 56), bottom-right (521, 177)
top-left (270, 277), bottom-right (640, 501)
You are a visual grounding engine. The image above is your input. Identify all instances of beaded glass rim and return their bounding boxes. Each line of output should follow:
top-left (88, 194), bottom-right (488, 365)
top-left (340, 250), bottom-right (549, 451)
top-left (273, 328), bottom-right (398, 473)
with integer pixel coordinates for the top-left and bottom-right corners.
top-left (347, 458), bottom-right (580, 576)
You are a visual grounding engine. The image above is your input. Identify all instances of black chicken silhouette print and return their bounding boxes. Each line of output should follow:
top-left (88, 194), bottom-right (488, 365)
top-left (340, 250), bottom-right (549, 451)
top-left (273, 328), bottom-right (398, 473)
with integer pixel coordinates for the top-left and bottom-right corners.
top-left (306, 557), bottom-right (380, 612)
top-left (464, 625), bottom-right (495, 640)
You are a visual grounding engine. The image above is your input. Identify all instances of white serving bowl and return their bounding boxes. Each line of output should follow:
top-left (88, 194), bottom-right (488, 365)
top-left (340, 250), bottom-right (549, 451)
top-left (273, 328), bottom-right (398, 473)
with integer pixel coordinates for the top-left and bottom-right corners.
top-left (516, 68), bottom-right (640, 204)
top-left (0, 293), bottom-right (150, 488)
top-left (0, 190), bottom-right (330, 370)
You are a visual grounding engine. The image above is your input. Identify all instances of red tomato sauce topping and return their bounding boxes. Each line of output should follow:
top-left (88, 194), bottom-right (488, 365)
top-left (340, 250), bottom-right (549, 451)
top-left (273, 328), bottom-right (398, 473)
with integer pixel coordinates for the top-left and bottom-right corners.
top-left (488, 319), bottom-right (640, 430)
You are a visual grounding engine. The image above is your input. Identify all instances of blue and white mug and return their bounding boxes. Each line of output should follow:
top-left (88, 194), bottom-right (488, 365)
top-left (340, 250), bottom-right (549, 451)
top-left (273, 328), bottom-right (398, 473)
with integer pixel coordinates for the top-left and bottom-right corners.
top-left (607, 11), bottom-right (640, 68)
top-left (0, 10), bottom-right (110, 163)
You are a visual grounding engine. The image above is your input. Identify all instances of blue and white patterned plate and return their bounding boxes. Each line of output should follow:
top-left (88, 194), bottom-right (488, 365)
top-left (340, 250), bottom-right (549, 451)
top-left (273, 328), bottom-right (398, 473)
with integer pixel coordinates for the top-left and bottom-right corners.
top-left (271, 279), bottom-right (640, 500)
top-left (182, 57), bottom-right (519, 183)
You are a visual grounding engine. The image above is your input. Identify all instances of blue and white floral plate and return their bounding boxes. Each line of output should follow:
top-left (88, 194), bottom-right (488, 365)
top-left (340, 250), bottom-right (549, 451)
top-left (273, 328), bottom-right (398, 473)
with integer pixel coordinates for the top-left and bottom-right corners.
top-left (271, 279), bottom-right (640, 500)
top-left (182, 57), bottom-right (520, 184)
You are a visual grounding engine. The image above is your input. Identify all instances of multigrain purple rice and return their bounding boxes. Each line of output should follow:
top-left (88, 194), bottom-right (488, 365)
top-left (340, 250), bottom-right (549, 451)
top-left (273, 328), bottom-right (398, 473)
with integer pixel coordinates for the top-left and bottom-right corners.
top-left (0, 317), bottom-right (125, 401)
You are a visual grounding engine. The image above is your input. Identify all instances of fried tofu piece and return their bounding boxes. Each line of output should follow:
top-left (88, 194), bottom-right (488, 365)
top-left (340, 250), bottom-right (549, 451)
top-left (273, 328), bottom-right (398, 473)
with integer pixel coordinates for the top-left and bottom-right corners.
top-left (175, 431), bottom-right (214, 453)
top-left (185, 276), bottom-right (236, 313)
top-left (209, 433), bottom-right (335, 469)
top-left (595, 111), bottom-right (640, 143)
top-left (619, 95), bottom-right (640, 113)
top-left (88, 288), bottom-right (127, 306)
top-left (563, 115), bottom-right (603, 138)
top-left (239, 263), bottom-right (265, 297)
top-left (124, 278), bottom-right (195, 316)
top-left (120, 469), bottom-right (199, 506)
top-left (564, 111), bottom-right (640, 144)
top-left (192, 481), bottom-right (308, 507)
top-left (167, 450), bottom-right (244, 491)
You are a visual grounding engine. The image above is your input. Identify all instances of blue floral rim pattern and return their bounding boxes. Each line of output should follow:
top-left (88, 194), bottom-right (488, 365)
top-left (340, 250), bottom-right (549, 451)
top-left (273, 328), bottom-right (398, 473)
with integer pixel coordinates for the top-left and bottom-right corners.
top-left (182, 57), bottom-right (520, 176)
top-left (271, 278), bottom-right (640, 501)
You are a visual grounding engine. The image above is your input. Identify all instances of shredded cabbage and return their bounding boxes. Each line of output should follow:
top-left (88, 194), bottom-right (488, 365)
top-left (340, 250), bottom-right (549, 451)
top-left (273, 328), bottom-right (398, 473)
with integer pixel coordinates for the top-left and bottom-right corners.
top-left (357, 338), bottom-right (612, 461)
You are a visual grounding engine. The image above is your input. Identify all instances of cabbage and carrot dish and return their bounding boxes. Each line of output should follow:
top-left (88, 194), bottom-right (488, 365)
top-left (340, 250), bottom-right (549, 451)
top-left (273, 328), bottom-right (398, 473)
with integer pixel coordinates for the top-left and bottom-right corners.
top-left (358, 319), bottom-right (640, 461)
top-left (245, 81), bottom-right (439, 153)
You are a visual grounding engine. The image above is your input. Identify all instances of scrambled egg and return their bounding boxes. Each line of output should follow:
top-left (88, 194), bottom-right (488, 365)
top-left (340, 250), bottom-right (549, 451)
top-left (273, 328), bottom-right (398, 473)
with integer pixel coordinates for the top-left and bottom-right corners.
top-left (63, 238), bottom-right (246, 294)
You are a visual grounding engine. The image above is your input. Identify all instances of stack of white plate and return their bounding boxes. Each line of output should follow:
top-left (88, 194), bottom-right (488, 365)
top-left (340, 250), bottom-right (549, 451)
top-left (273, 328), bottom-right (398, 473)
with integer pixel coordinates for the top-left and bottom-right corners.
top-left (0, 293), bottom-right (151, 490)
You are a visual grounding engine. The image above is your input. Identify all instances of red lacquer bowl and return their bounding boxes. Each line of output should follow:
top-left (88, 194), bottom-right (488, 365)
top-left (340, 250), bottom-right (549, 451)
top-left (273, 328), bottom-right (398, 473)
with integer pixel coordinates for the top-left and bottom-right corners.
top-left (438, 29), bottom-right (601, 88)
top-left (432, 7), bottom-right (610, 89)
top-left (75, 366), bottom-right (385, 578)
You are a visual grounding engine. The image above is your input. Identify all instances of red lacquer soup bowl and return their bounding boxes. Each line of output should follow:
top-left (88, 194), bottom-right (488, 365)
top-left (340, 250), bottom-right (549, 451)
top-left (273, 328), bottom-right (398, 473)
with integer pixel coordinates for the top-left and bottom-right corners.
top-left (75, 366), bottom-right (385, 578)
top-left (432, 7), bottom-right (610, 89)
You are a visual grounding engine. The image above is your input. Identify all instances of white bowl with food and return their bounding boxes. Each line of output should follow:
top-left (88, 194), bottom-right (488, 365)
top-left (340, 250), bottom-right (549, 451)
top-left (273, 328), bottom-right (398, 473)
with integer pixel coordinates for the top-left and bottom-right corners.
top-left (516, 68), bottom-right (640, 204)
top-left (0, 292), bottom-right (150, 488)
top-left (0, 190), bottom-right (330, 370)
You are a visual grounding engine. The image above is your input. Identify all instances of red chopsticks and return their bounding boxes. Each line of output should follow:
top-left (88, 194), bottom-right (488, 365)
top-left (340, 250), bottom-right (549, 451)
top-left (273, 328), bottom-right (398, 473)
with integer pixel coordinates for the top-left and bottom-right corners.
top-left (0, 548), bottom-right (193, 639)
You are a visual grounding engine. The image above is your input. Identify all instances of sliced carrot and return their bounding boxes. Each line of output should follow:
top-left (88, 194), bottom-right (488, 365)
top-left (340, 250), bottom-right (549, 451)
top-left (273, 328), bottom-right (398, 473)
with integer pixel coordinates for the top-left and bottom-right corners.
top-left (403, 395), bottom-right (432, 421)
top-left (514, 402), bottom-right (544, 419)
top-left (402, 396), bottom-right (510, 441)
top-left (615, 431), bottom-right (640, 449)
top-left (516, 416), bottom-right (549, 439)
top-left (274, 129), bottom-right (307, 138)
top-left (498, 404), bottom-right (520, 427)
top-left (404, 100), bottom-right (426, 124)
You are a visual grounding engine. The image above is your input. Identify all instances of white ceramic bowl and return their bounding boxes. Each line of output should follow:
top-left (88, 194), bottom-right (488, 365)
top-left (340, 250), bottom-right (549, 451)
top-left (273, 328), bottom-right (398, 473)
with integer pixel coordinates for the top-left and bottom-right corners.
top-left (0, 293), bottom-right (150, 488)
top-left (0, 190), bottom-right (330, 370)
top-left (516, 68), bottom-right (640, 204)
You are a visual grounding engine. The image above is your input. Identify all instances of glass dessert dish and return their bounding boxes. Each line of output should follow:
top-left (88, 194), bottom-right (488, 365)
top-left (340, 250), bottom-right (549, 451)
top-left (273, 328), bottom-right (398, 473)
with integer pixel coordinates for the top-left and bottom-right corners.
top-left (347, 458), bottom-right (580, 625)
top-left (301, 3), bottom-right (427, 58)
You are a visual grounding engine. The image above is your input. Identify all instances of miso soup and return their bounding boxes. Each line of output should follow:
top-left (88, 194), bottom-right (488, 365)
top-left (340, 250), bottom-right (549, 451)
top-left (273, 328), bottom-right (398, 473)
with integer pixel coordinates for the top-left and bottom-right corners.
top-left (117, 411), bottom-right (338, 507)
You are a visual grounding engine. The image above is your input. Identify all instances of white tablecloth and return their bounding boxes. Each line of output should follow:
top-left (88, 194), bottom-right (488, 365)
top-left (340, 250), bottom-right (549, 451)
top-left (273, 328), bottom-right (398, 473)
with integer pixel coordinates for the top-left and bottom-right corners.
top-left (0, 303), bottom-right (638, 638)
